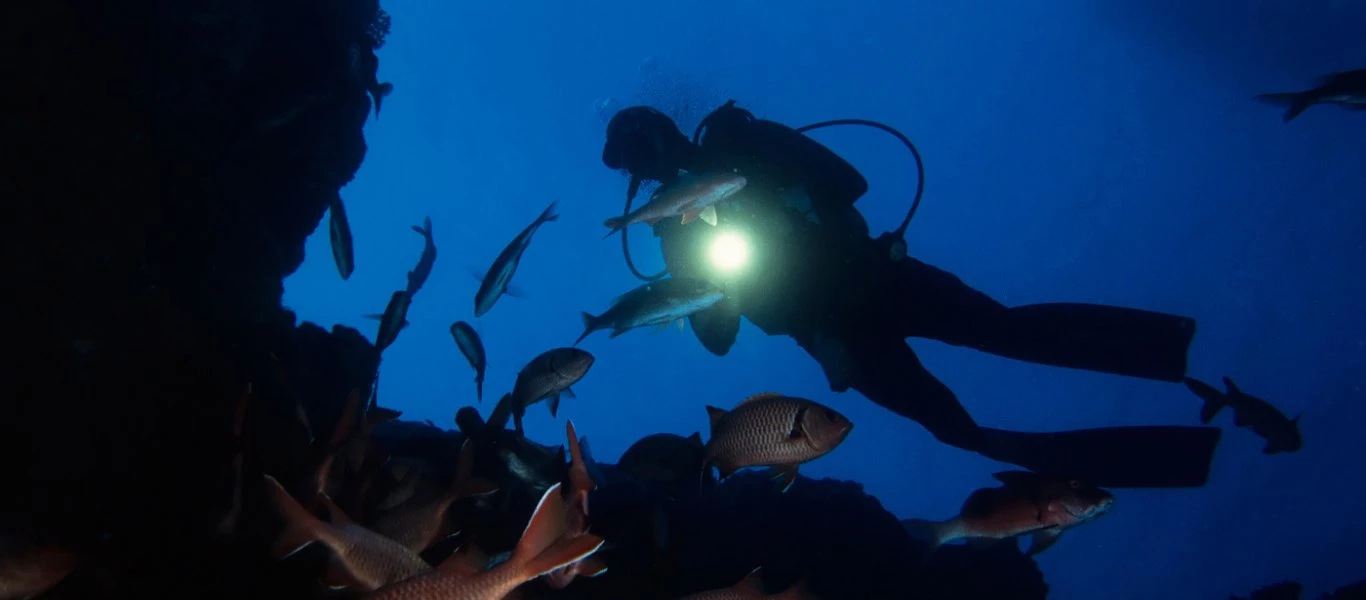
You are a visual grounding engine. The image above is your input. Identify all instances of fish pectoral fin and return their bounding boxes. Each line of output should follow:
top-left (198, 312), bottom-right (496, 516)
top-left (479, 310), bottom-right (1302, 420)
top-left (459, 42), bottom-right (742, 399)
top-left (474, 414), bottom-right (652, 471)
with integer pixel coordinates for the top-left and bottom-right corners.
top-left (699, 204), bottom-right (718, 226)
top-left (1026, 527), bottom-right (1064, 556)
top-left (563, 387), bottom-right (577, 400)
top-left (680, 210), bottom-right (699, 225)
top-left (767, 465), bottom-right (799, 493)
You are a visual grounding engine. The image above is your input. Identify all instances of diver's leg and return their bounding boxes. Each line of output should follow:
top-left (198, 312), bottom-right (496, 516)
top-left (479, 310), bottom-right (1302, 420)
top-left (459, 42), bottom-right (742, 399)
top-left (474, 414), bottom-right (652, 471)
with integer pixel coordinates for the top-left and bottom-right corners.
top-left (974, 426), bottom-right (1222, 489)
top-left (890, 257), bottom-right (1196, 383)
top-left (798, 332), bottom-right (983, 451)
top-left (815, 332), bottom-right (1220, 488)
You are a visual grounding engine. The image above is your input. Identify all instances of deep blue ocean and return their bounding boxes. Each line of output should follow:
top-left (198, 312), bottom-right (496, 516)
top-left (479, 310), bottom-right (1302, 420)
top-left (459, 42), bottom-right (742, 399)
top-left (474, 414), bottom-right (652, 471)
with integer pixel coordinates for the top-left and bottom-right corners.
top-left (282, 1), bottom-right (1366, 597)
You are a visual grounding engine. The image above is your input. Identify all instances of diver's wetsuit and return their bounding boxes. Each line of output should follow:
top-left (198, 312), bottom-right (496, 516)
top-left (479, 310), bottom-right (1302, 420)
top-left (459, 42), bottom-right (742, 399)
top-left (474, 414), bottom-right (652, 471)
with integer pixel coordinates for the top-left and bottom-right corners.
top-left (602, 103), bottom-right (1220, 488)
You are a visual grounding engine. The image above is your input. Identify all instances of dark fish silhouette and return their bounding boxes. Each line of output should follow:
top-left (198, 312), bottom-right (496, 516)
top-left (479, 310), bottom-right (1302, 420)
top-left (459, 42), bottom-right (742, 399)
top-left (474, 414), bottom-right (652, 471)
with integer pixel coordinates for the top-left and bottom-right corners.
top-left (1256, 69), bottom-right (1366, 122)
top-left (487, 347), bottom-right (595, 434)
top-left (372, 290), bottom-right (412, 354)
top-left (329, 193), bottom-right (355, 280)
top-left (475, 202), bottom-right (559, 317)
top-left (405, 217), bottom-right (436, 298)
top-left (1185, 377), bottom-right (1302, 454)
top-left (449, 321), bottom-right (486, 403)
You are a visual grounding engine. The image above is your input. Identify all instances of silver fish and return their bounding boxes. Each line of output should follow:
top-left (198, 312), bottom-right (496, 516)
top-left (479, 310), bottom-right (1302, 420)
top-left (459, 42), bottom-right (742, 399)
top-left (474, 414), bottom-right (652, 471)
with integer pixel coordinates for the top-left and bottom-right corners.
top-left (449, 321), bottom-right (487, 403)
top-left (474, 202), bottom-right (558, 317)
top-left (575, 277), bottom-right (725, 345)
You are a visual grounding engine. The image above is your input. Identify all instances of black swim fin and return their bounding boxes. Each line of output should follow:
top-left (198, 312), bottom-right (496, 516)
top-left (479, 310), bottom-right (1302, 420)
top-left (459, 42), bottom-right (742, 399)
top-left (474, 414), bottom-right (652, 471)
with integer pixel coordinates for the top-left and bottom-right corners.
top-left (975, 425), bottom-right (1222, 488)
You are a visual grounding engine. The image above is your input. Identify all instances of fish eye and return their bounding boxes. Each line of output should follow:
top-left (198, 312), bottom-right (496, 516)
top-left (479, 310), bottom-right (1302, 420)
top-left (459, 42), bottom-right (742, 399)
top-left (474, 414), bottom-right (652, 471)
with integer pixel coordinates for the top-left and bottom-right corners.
top-left (1069, 480), bottom-right (1081, 489)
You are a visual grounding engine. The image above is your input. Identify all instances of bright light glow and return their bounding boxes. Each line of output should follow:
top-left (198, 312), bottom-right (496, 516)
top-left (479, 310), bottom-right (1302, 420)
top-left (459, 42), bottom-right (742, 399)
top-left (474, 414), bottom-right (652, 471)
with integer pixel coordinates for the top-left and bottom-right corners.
top-left (708, 230), bottom-right (751, 274)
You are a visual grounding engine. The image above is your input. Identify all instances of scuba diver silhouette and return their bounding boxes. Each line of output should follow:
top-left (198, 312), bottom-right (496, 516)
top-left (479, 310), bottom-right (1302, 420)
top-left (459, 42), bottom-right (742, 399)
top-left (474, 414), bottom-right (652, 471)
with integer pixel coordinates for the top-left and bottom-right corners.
top-left (599, 100), bottom-right (1222, 488)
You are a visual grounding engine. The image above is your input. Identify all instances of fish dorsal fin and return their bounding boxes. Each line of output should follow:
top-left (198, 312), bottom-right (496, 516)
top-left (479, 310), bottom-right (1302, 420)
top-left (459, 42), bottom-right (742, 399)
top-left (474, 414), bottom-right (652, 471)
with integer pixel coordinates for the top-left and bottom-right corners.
top-left (738, 392), bottom-right (783, 407)
top-left (992, 470), bottom-right (1042, 489)
top-left (1222, 377), bottom-right (1243, 396)
top-left (566, 420), bottom-right (597, 494)
top-left (687, 432), bottom-right (704, 447)
top-left (705, 406), bottom-right (728, 434)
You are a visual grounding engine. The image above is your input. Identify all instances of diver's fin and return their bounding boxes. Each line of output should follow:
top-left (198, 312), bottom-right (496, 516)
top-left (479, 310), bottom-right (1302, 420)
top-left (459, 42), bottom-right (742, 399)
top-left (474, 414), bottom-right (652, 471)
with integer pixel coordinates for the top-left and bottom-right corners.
top-left (1026, 527), bottom-right (1064, 556)
top-left (1254, 92), bottom-right (1314, 123)
top-left (699, 204), bottom-right (718, 226)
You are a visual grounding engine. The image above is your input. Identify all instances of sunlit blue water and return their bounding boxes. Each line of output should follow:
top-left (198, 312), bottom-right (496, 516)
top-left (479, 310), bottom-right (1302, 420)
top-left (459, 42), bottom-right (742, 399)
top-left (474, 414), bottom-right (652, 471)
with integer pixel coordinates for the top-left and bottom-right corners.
top-left (284, 2), bottom-right (1366, 597)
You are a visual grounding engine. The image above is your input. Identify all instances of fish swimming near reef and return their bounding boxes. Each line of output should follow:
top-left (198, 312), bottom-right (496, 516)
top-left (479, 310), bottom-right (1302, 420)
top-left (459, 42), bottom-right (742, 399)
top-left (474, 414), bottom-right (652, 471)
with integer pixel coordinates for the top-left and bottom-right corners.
top-left (372, 290), bottom-right (412, 354)
top-left (1255, 68), bottom-right (1366, 122)
top-left (449, 321), bottom-right (487, 403)
top-left (486, 347), bottom-right (595, 434)
top-left (702, 393), bottom-right (853, 492)
top-left (367, 482), bottom-right (605, 600)
top-left (901, 470), bottom-right (1114, 559)
top-left (329, 193), bottom-right (355, 280)
top-left (1184, 376), bottom-right (1302, 454)
top-left (263, 474), bottom-right (432, 592)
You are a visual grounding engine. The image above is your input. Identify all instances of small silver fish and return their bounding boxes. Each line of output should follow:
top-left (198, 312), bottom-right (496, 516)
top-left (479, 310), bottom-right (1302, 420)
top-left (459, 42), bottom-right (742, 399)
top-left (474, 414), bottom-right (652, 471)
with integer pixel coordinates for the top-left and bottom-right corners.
top-left (329, 193), bottom-right (355, 280)
top-left (475, 202), bottom-right (558, 317)
top-left (575, 277), bottom-right (726, 345)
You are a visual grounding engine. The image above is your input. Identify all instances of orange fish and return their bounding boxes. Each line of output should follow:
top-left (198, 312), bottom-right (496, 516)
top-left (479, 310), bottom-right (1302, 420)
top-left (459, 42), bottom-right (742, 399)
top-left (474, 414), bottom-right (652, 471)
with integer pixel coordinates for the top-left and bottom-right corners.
top-left (702, 393), bottom-right (853, 491)
top-left (264, 474), bottom-right (432, 591)
top-left (367, 482), bottom-right (604, 600)
top-left (370, 439), bottom-right (498, 553)
top-left (544, 420), bottom-right (608, 589)
top-left (681, 568), bottom-right (815, 600)
top-left (901, 471), bottom-right (1115, 557)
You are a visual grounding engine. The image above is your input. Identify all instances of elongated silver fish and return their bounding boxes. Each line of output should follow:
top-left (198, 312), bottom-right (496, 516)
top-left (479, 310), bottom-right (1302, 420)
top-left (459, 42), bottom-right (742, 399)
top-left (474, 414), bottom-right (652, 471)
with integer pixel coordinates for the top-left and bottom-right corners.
top-left (373, 290), bottom-right (411, 354)
top-left (405, 217), bottom-right (436, 297)
top-left (603, 172), bottom-right (747, 236)
top-left (475, 202), bottom-right (558, 317)
top-left (575, 277), bottom-right (725, 345)
top-left (449, 321), bottom-right (486, 403)
top-left (329, 193), bottom-right (355, 280)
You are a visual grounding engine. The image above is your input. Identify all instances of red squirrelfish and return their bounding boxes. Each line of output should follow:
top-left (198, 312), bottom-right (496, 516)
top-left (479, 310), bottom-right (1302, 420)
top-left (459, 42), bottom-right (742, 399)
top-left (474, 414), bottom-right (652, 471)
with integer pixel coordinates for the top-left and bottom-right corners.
top-left (702, 393), bottom-right (853, 492)
top-left (366, 482), bottom-right (604, 600)
top-left (901, 471), bottom-right (1115, 558)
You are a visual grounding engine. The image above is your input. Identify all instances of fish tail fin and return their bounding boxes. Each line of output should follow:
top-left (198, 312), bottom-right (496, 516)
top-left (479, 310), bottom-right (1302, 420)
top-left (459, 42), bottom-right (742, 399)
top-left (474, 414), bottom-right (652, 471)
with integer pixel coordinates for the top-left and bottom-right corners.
top-left (511, 483), bottom-right (606, 579)
top-left (1254, 92), bottom-right (1312, 122)
top-left (263, 475), bottom-right (325, 559)
top-left (538, 201), bottom-right (561, 225)
top-left (574, 312), bottom-right (601, 346)
top-left (1184, 377), bottom-right (1227, 424)
top-left (411, 216), bottom-right (432, 237)
top-left (901, 518), bottom-right (954, 557)
top-left (485, 393), bottom-right (515, 433)
top-left (566, 420), bottom-right (596, 495)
